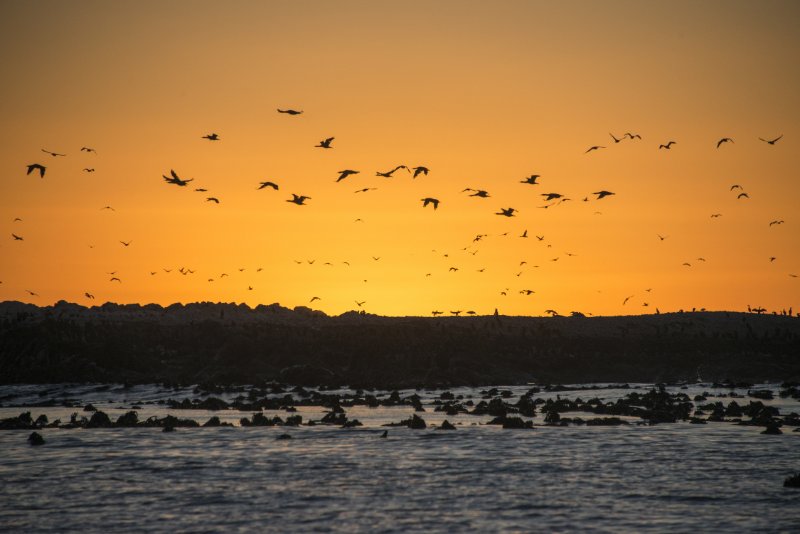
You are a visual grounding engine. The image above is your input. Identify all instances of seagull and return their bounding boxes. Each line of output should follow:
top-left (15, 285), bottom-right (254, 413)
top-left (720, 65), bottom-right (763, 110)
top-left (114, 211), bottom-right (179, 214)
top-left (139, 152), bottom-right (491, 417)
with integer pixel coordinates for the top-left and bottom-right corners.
top-left (541, 193), bottom-right (563, 201)
top-left (657, 234), bottom-right (668, 241)
top-left (659, 141), bottom-right (676, 149)
top-left (711, 213), bottom-right (722, 218)
top-left (355, 301), bottom-right (365, 307)
top-left (730, 184), bottom-right (742, 191)
top-left (83, 168), bottom-right (95, 172)
top-left (163, 169), bottom-right (193, 186)
top-left (624, 132), bottom-right (642, 140)
top-left (85, 292), bottom-right (95, 299)
top-left (80, 147), bottom-right (97, 154)
top-left (421, 197), bottom-right (440, 210)
top-left (469, 190), bottom-right (490, 198)
top-left (593, 190), bottom-right (615, 199)
top-left (716, 137), bottom-right (734, 148)
top-left (520, 230), bottom-right (528, 238)
top-left (585, 145), bottom-right (605, 153)
top-left (412, 166), bottom-right (429, 178)
top-left (737, 192), bottom-right (749, 199)
top-left (101, 206), bottom-right (115, 211)
top-left (449, 267), bottom-right (459, 272)
top-left (769, 220), bottom-right (784, 226)
top-left (316, 137), bottom-right (334, 149)
top-left (195, 188), bottom-right (207, 192)
top-left (41, 149), bottom-right (65, 157)
top-left (110, 277), bottom-right (121, 282)
top-left (258, 181), bottom-right (279, 190)
top-left (26, 164), bottom-right (46, 178)
top-left (287, 194), bottom-right (311, 205)
top-left (759, 134), bottom-right (783, 145)
top-left (206, 197), bottom-right (220, 204)
top-left (609, 133), bottom-right (623, 143)
top-left (26, 290), bottom-right (39, 297)
top-left (496, 208), bottom-right (516, 217)
top-left (120, 240), bottom-right (131, 247)
top-left (310, 296), bottom-right (321, 303)
top-left (520, 175), bottom-right (540, 185)
top-left (202, 133), bottom-right (220, 141)
top-left (277, 108), bottom-right (303, 115)
top-left (372, 257), bottom-right (381, 261)
top-left (536, 235), bottom-right (544, 241)
top-left (376, 165), bottom-right (410, 177)
top-left (623, 296), bottom-right (632, 305)
top-left (354, 187), bottom-right (377, 193)
top-left (13, 218), bottom-right (22, 222)
top-left (336, 169), bottom-right (359, 182)
top-left (11, 233), bottom-right (23, 241)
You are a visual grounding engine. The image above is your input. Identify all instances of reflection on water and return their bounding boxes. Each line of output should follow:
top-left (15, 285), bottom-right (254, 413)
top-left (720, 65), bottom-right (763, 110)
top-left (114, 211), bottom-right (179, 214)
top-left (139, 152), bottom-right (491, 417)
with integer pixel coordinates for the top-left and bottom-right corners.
top-left (1, 383), bottom-right (798, 532)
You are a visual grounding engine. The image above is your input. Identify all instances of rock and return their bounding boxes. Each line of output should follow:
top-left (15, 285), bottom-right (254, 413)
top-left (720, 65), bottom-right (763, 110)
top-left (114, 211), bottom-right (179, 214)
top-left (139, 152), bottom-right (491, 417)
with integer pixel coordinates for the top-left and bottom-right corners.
top-left (83, 404), bottom-right (97, 412)
top-left (784, 473), bottom-right (800, 488)
top-left (115, 411), bottom-right (139, 427)
top-left (689, 417), bottom-right (707, 424)
top-left (438, 420), bottom-right (456, 430)
top-left (276, 433), bottom-right (292, 440)
top-left (585, 417), bottom-right (628, 426)
top-left (342, 419), bottom-right (363, 428)
top-left (28, 431), bottom-right (45, 445)
top-left (501, 416), bottom-right (534, 429)
top-left (762, 423), bottom-right (783, 435)
top-left (87, 411), bottom-right (113, 428)
top-left (162, 425), bottom-right (175, 432)
top-left (285, 415), bottom-right (303, 426)
top-left (544, 411), bottom-right (561, 424)
top-left (203, 416), bottom-right (222, 427)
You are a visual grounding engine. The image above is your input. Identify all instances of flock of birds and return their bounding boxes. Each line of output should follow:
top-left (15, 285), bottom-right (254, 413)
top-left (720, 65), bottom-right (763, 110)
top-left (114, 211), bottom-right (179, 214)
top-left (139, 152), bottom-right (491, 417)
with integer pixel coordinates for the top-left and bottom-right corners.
top-left (6, 109), bottom-right (795, 316)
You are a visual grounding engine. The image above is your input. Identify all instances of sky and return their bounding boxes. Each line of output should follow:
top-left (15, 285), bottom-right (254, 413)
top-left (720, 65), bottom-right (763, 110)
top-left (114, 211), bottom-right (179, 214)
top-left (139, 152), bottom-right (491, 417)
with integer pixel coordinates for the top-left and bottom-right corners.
top-left (0, 0), bottom-right (798, 317)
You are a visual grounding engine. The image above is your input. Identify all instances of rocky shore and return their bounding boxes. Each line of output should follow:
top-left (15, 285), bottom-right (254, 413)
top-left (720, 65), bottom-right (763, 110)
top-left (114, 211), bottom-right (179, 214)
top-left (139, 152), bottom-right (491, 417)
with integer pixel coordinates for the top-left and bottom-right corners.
top-left (1, 301), bottom-right (798, 387)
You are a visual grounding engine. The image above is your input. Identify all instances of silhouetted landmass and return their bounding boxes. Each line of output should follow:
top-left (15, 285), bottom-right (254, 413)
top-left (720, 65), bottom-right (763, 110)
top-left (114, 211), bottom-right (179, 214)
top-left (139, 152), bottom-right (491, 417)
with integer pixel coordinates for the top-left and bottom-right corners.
top-left (0, 301), bottom-right (798, 388)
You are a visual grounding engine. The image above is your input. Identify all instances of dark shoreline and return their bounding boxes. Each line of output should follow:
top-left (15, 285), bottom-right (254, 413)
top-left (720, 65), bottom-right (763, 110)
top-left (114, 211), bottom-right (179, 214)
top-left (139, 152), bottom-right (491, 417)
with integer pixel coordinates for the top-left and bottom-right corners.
top-left (1, 301), bottom-right (799, 388)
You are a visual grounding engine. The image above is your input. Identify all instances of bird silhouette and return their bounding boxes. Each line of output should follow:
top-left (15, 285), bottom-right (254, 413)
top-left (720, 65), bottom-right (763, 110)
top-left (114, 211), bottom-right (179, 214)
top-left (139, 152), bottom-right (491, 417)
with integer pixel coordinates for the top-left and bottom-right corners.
top-left (769, 220), bottom-right (784, 226)
top-left (536, 235), bottom-right (544, 241)
top-left (101, 206), bottom-right (115, 211)
top-left (659, 141), bottom-right (676, 149)
top-left (520, 175), bottom-right (540, 185)
top-left (310, 296), bottom-right (321, 303)
top-left (593, 190), bottom-right (615, 199)
top-left (110, 277), bottom-right (121, 282)
top-left (120, 240), bottom-right (131, 247)
top-left (41, 149), bottom-right (65, 157)
top-left (716, 137), bottom-right (734, 148)
top-left (202, 133), bottom-right (220, 141)
top-left (336, 169), bottom-right (359, 182)
top-left (412, 166), bottom-right (429, 178)
top-left (287, 194), bottom-right (311, 205)
top-left (195, 188), bottom-right (208, 192)
top-left (496, 208), bottom-right (516, 217)
top-left (541, 193), bottom-right (563, 201)
top-left (206, 197), bottom-right (220, 204)
top-left (11, 233), bottom-right (23, 241)
top-left (520, 230), bottom-right (528, 238)
top-left (355, 301), bottom-right (365, 307)
top-left (431, 311), bottom-right (443, 316)
top-left (421, 197), bottom-right (440, 210)
top-left (376, 165), bottom-right (410, 177)
top-left (26, 289), bottom-right (39, 297)
top-left (80, 147), bottom-right (97, 154)
top-left (277, 108), bottom-right (303, 115)
top-left (354, 187), bottom-right (377, 193)
top-left (163, 169), bottom-right (193, 186)
top-left (623, 296), bottom-right (632, 305)
top-left (624, 132), bottom-right (642, 140)
top-left (730, 184), bottom-right (742, 191)
top-left (83, 168), bottom-right (95, 173)
top-left (316, 137), bottom-right (334, 149)
top-left (759, 134), bottom-right (783, 145)
top-left (711, 213), bottom-right (722, 218)
top-left (258, 181), bottom-right (279, 190)
top-left (449, 267), bottom-right (459, 272)
top-left (85, 292), bottom-right (95, 299)
top-left (657, 234), bottom-right (668, 241)
top-left (585, 145), bottom-right (605, 153)
top-left (769, 257), bottom-right (777, 262)
top-left (26, 164), bottom-right (46, 178)
top-left (737, 192), bottom-right (749, 199)
top-left (520, 289), bottom-right (535, 295)
top-left (609, 133), bottom-right (623, 143)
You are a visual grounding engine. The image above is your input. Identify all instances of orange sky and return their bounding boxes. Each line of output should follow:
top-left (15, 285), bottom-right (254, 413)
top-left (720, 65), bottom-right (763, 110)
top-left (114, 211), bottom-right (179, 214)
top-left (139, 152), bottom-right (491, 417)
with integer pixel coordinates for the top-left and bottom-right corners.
top-left (1, 0), bottom-right (798, 316)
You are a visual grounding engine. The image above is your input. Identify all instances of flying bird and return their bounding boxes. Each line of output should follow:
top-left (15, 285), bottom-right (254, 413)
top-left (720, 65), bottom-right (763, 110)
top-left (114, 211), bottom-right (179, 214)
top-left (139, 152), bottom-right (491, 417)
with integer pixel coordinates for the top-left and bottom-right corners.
top-left (520, 289), bottom-right (535, 296)
top-left (609, 133), bottom-right (623, 143)
top-left (287, 194), bottom-right (311, 205)
top-left (83, 168), bottom-right (95, 173)
top-left (520, 230), bottom-right (528, 238)
top-left (110, 277), bottom-right (121, 282)
top-left (258, 181), bottom-right (279, 190)
top-left (336, 169), bottom-right (359, 182)
top-left (80, 147), bottom-right (97, 154)
top-left (711, 213), bottom-right (722, 218)
top-left (41, 149), bottom-right (65, 157)
top-left (26, 164), bottom-right (46, 178)
top-left (541, 193), bottom-right (563, 201)
top-left (101, 206), bottom-right (115, 211)
top-left (769, 220), bottom-right (784, 226)
top-left (206, 197), bottom-right (220, 204)
top-left (354, 187), bottom-right (377, 193)
top-left (585, 145), bottom-right (605, 153)
top-left (520, 175), bottom-right (540, 185)
top-left (737, 192), bottom-right (749, 199)
top-left (657, 234), bottom-right (668, 241)
top-left (496, 208), bottom-right (516, 217)
top-left (310, 296), bottom-right (321, 303)
top-left (11, 233), bottom-right (23, 241)
top-left (84, 292), bottom-right (95, 299)
top-left (593, 190), bottom-right (615, 199)
top-left (163, 169), bottom-right (193, 186)
top-left (277, 108), bottom-right (303, 115)
top-left (624, 132), bottom-right (642, 140)
top-left (355, 301), bottom-right (365, 307)
top-left (195, 188), bottom-right (208, 192)
top-left (421, 197), bottom-right (440, 210)
top-left (120, 240), bottom-right (131, 247)
top-left (730, 184), bottom-right (742, 191)
top-left (759, 134), bottom-right (783, 145)
top-left (412, 166), bottom-right (429, 178)
top-left (376, 165), bottom-right (410, 177)
top-left (716, 137), bottom-right (734, 148)
top-left (659, 141), bottom-right (676, 149)
top-left (202, 133), bottom-right (220, 141)
top-left (468, 189), bottom-right (490, 198)
top-left (26, 290), bottom-right (39, 297)
top-left (316, 137), bottom-right (334, 149)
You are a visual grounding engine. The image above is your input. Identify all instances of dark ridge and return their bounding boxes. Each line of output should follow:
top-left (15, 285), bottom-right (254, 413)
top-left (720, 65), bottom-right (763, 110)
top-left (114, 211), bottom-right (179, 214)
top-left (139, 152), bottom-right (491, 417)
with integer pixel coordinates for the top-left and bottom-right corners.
top-left (1, 301), bottom-right (799, 388)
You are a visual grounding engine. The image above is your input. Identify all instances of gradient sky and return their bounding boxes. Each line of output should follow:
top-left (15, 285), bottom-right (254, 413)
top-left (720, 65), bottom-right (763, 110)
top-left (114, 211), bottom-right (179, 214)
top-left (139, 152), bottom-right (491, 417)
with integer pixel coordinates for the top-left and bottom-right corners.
top-left (1, 0), bottom-right (798, 316)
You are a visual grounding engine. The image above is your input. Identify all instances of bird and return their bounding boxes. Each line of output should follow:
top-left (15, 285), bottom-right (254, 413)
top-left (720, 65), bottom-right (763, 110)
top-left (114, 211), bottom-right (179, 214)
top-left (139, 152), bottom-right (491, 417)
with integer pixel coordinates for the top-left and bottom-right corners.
top-left (84, 292), bottom-right (95, 299)
top-left (248, 286), bottom-right (253, 291)
top-left (593, 190), bottom-right (615, 199)
top-left (657, 234), bottom-right (668, 241)
top-left (520, 230), bottom-right (528, 238)
top-left (83, 168), bottom-right (95, 173)
top-left (316, 137), bottom-right (334, 149)
top-left (431, 311), bottom-right (443, 316)
top-left (206, 197), bottom-right (220, 204)
top-left (310, 296), bottom-right (321, 303)
top-left (354, 187), bottom-right (377, 193)
top-left (372, 257), bottom-right (381, 261)
top-left (412, 166), bottom-right (429, 178)
top-left (376, 165), bottom-right (410, 177)
top-left (41, 149), bottom-right (65, 157)
top-left (26, 164), bottom-right (46, 178)
top-left (711, 213), bottom-right (722, 218)
top-left (730, 184), bottom-right (742, 191)
top-left (202, 133), bottom-right (220, 141)
top-left (110, 277), bottom-right (121, 282)
top-left (520, 175), bottom-right (540, 185)
top-left (13, 217), bottom-right (22, 222)
top-left (25, 289), bottom-right (39, 297)
top-left (80, 147), bottom-right (97, 154)
top-left (520, 289), bottom-right (535, 295)
top-left (759, 134), bottom-right (783, 145)
top-left (450, 311), bottom-right (462, 316)
top-left (163, 169), bottom-right (193, 186)
top-left (496, 208), bottom-right (516, 217)
top-left (585, 145), bottom-right (605, 153)
top-left (11, 233), bottom-right (23, 241)
top-left (469, 190), bottom-right (490, 198)
top-left (659, 141), bottom-right (676, 149)
top-left (717, 137), bottom-right (734, 148)
top-left (769, 220), bottom-right (784, 226)
top-left (536, 235), bottom-right (545, 241)
top-left (624, 132), bottom-right (642, 140)
top-left (287, 194), bottom-right (311, 205)
top-left (277, 108), bottom-right (303, 115)
top-left (737, 192), bottom-right (749, 199)
top-left (769, 257), bottom-right (776, 262)
top-left (449, 267), bottom-right (459, 272)
top-left (195, 188), bottom-right (208, 192)
top-left (336, 169), bottom-right (359, 182)
top-left (120, 240), bottom-right (131, 247)
top-left (421, 197), bottom-right (440, 210)
top-left (258, 181), bottom-right (279, 190)
top-left (623, 296), bottom-right (632, 305)
top-left (355, 301), bottom-right (365, 307)
top-left (541, 193), bottom-right (563, 201)
top-left (610, 133), bottom-right (623, 143)
top-left (101, 206), bottom-right (115, 211)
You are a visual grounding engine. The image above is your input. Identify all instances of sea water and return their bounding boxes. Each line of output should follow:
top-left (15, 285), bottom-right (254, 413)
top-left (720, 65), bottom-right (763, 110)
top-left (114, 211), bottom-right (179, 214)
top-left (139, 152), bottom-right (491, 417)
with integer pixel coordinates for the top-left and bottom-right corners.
top-left (1, 383), bottom-right (798, 533)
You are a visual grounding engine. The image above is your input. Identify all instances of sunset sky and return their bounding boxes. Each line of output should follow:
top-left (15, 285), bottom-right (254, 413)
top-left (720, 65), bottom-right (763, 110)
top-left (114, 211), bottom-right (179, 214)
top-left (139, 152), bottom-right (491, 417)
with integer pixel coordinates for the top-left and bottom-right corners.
top-left (1, 0), bottom-right (798, 317)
